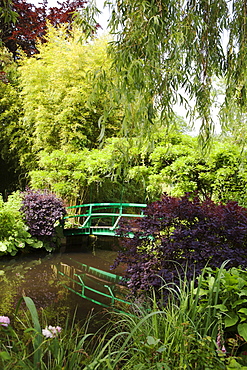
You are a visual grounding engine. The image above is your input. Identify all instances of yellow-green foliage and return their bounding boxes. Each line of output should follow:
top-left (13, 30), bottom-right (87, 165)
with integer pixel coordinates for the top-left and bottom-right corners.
top-left (19, 25), bottom-right (120, 153)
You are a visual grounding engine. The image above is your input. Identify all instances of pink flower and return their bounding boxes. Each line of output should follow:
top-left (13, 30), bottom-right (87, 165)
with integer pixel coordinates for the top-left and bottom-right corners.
top-left (216, 334), bottom-right (221, 348)
top-left (0, 316), bottom-right (10, 327)
top-left (221, 345), bottom-right (226, 353)
top-left (42, 325), bottom-right (62, 338)
top-left (216, 331), bottom-right (227, 354)
top-left (55, 326), bottom-right (61, 333)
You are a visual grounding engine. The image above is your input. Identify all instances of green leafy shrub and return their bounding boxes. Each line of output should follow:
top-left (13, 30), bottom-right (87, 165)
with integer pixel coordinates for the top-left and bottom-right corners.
top-left (0, 192), bottom-right (43, 256)
top-left (198, 265), bottom-right (247, 359)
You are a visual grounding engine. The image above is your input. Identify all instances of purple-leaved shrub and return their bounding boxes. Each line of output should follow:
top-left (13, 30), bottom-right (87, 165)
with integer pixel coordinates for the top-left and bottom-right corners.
top-left (113, 194), bottom-right (247, 296)
top-left (21, 189), bottom-right (66, 250)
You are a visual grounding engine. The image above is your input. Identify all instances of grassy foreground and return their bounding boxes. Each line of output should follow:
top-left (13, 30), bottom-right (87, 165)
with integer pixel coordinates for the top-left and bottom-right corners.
top-left (0, 263), bottom-right (247, 369)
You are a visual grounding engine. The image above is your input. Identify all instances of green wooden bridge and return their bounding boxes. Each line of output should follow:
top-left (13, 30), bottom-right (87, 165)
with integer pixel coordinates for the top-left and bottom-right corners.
top-left (63, 202), bottom-right (147, 237)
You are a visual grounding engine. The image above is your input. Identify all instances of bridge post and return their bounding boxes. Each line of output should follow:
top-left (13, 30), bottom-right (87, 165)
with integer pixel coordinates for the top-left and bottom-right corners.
top-left (104, 284), bottom-right (115, 305)
top-left (88, 204), bottom-right (92, 227)
top-left (76, 274), bottom-right (85, 296)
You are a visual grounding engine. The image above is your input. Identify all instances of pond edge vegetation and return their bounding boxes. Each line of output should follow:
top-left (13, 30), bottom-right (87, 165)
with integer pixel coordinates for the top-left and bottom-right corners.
top-left (0, 190), bottom-right (247, 368)
top-left (1, 263), bottom-right (247, 369)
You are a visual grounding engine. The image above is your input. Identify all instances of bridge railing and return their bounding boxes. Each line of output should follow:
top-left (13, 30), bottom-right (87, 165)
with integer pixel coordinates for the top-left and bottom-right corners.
top-left (63, 202), bottom-right (147, 235)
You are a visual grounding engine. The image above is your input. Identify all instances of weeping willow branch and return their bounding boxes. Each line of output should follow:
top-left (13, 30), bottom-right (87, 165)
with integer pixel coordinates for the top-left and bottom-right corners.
top-left (80, 0), bottom-right (247, 147)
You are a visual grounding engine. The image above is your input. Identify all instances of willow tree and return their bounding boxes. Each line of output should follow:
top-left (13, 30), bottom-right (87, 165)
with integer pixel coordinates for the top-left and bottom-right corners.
top-left (88, 0), bottom-right (247, 145)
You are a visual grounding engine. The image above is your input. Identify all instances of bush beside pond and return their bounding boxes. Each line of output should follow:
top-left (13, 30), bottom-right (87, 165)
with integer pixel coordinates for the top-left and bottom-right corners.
top-left (114, 193), bottom-right (247, 296)
top-left (0, 190), bottom-right (66, 257)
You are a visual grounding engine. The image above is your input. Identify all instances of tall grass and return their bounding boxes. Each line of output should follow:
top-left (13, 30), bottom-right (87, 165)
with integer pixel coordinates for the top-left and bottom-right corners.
top-left (83, 264), bottom-right (229, 369)
top-left (0, 297), bottom-right (102, 369)
top-left (0, 262), bottom-right (236, 369)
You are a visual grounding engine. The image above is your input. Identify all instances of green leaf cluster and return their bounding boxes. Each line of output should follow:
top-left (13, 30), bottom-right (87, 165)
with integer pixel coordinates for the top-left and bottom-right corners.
top-left (0, 0), bottom-right (18, 39)
top-left (0, 26), bottom-right (123, 192)
top-left (147, 136), bottom-right (247, 205)
top-left (199, 266), bottom-right (247, 342)
top-left (29, 137), bottom-right (150, 205)
top-left (0, 192), bottom-right (44, 256)
top-left (28, 128), bottom-right (247, 206)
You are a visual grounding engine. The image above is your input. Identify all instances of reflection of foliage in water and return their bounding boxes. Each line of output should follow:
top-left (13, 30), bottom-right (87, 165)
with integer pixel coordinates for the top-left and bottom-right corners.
top-left (0, 250), bottom-right (121, 332)
top-left (0, 255), bottom-right (105, 332)
top-left (0, 255), bottom-right (70, 325)
top-left (0, 259), bottom-right (39, 314)
top-left (0, 270), bottom-right (23, 314)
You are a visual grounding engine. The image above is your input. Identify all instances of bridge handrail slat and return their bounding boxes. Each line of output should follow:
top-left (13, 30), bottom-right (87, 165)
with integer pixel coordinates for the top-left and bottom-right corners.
top-left (64, 213), bottom-right (91, 219)
top-left (67, 202), bottom-right (147, 209)
top-left (86, 212), bottom-right (145, 217)
top-left (58, 271), bottom-right (131, 306)
top-left (65, 213), bottom-right (145, 220)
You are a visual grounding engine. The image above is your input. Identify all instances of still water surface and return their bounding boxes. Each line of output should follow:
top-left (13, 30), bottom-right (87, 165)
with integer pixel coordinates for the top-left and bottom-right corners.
top-left (0, 247), bottom-right (125, 330)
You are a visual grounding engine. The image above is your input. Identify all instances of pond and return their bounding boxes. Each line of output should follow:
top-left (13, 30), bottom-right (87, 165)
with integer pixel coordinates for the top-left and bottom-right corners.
top-left (0, 238), bottom-right (126, 331)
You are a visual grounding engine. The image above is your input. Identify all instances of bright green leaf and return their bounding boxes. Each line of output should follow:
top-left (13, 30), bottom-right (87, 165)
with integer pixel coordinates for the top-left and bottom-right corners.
top-left (238, 308), bottom-right (247, 316)
top-left (224, 312), bottom-right (239, 328)
top-left (237, 323), bottom-right (247, 341)
top-left (0, 351), bottom-right (11, 360)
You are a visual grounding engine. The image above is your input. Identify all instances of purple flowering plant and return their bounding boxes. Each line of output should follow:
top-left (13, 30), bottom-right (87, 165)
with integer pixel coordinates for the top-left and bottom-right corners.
top-left (21, 189), bottom-right (66, 251)
top-left (114, 193), bottom-right (247, 296)
top-left (0, 298), bottom-right (67, 369)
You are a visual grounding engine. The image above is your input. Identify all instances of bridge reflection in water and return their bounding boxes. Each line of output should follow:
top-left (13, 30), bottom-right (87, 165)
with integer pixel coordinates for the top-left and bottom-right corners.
top-left (63, 202), bottom-right (147, 237)
top-left (53, 258), bottom-right (132, 313)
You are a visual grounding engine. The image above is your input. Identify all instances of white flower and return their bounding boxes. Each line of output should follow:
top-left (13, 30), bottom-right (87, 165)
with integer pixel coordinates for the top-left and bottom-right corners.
top-left (42, 325), bottom-right (62, 338)
top-left (42, 328), bottom-right (53, 338)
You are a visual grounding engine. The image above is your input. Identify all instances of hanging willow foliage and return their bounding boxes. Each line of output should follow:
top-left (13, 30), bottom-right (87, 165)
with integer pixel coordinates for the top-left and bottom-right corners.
top-left (80, 0), bottom-right (247, 146)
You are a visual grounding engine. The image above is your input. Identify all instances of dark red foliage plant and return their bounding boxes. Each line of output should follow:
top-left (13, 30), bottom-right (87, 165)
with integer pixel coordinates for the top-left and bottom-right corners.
top-left (20, 188), bottom-right (66, 250)
top-left (113, 194), bottom-right (247, 296)
top-left (1, 0), bottom-right (88, 57)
